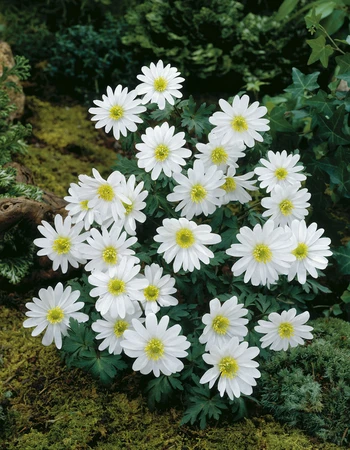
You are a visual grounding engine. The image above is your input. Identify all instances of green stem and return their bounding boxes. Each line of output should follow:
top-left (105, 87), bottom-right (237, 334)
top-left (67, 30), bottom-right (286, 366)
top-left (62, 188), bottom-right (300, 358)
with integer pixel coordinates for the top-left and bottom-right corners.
top-left (319, 25), bottom-right (346, 54)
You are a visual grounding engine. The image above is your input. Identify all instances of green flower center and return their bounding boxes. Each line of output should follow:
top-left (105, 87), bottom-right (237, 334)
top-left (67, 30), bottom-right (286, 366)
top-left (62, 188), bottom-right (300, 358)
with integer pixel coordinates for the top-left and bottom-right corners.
top-left (275, 167), bottom-right (288, 180)
top-left (102, 246), bottom-right (117, 265)
top-left (292, 243), bottom-right (309, 260)
top-left (222, 176), bottom-right (236, 192)
top-left (122, 201), bottom-right (133, 215)
top-left (154, 77), bottom-right (168, 92)
top-left (108, 279), bottom-right (126, 296)
top-left (278, 322), bottom-right (294, 338)
top-left (176, 228), bottom-right (195, 249)
top-left (212, 315), bottom-right (230, 335)
top-left (190, 184), bottom-right (207, 203)
top-left (211, 147), bottom-right (228, 165)
top-left (279, 199), bottom-right (294, 216)
top-left (145, 337), bottom-right (165, 360)
top-left (154, 144), bottom-right (170, 161)
top-left (109, 105), bottom-right (124, 120)
top-left (97, 184), bottom-right (115, 202)
top-left (144, 285), bottom-right (160, 302)
top-left (253, 244), bottom-right (272, 263)
top-left (80, 200), bottom-right (89, 211)
top-left (219, 356), bottom-right (239, 378)
top-left (114, 320), bottom-right (129, 337)
top-left (46, 306), bottom-right (64, 324)
top-left (52, 237), bottom-right (71, 255)
top-left (231, 115), bottom-right (248, 132)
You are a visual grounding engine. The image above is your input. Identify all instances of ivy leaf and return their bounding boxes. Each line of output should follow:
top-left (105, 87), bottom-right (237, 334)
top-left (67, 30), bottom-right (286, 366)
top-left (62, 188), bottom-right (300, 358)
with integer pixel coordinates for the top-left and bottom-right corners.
top-left (336, 54), bottom-right (350, 83)
top-left (284, 68), bottom-right (320, 98)
top-left (319, 147), bottom-right (350, 198)
top-left (306, 35), bottom-right (334, 68)
top-left (275, 0), bottom-right (300, 22)
top-left (303, 90), bottom-right (333, 116)
top-left (332, 242), bottom-right (350, 275)
top-left (316, 105), bottom-right (350, 146)
top-left (304, 8), bottom-right (322, 33)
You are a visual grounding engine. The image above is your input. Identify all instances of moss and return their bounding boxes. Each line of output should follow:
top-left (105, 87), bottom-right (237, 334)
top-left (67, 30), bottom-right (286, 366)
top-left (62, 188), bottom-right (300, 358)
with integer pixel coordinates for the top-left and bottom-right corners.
top-left (0, 304), bottom-right (342, 450)
top-left (17, 96), bottom-right (117, 197)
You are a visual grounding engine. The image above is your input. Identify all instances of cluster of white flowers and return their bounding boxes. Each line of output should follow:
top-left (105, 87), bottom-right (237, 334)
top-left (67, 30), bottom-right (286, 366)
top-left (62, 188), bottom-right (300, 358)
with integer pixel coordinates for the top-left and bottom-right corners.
top-left (24, 60), bottom-right (333, 402)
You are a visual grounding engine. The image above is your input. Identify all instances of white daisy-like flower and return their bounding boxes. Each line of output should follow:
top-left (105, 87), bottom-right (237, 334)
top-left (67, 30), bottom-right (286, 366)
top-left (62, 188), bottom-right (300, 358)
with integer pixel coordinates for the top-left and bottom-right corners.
top-left (254, 308), bottom-right (313, 351)
top-left (200, 337), bottom-right (260, 400)
top-left (199, 297), bottom-right (249, 351)
top-left (136, 60), bottom-right (185, 110)
top-left (254, 150), bottom-right (306, 193)
top-left (34, 214), bottom-right (89, 274)
top-left (89, 85), bottom-right (146, 140)
top-left (195, 133), bottom-right (246, 171)
top-left (80, 223), bottom-right (139, 273)
top-left (287, 219), bottom-right (332, 284)
top-left (261, 185), bottom-right (311, 226)
top-left (121, 313), bottom-right (190, 377)
top-left (209, 95), bottom-right (270, 148)
top-left (138, 263), bottom-right (178, 315)
top-left (221, 166), bottom-right (258, 205)
top-left (167, 160), bottom-right (225, 220)
top-left (154, 217), bottom-right (221, 273)
top-left (64, 182), bottom-right (100, 230)
top-left (23, 283), bottom-right (89, 349)
top-left (91, 305), bottom-right (144, 355)
top-left (135, 122), bottom-right (190, 180)
top-left (226, 220), bottom-right (296, 286)
top-left (78, 168), bottom-right (131, 222)
top-left (88, 257), bottom-right (148, 318)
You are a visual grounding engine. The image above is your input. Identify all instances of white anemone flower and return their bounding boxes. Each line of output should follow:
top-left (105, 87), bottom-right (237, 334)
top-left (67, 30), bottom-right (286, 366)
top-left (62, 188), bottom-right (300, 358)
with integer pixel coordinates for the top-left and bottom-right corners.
top-left (209, 95), bottom-right (270, 148)
top-left (226, 220), bottom-right (296, 286)
top-left (154, 218), bottom-right (221, 273)
top-left (23, 283), bottom-right (89, 349)
top-left (195, 133), bottom-right (246, 171)
top-left (200, 337), bottom-right (261, 400)
top-left (34, 214), bottom-right (89, 274)
top-left (88, 257), bottom-right (148, 318)
top-left (121, 313), bottom-right (190, 377)
top-left (80, 223), bottom-right (139, 273)
top-left (221, 166), bottom-right (258, 205)
top-left (287, 219), bottom-right (332, 284)
top-left (64, 182), bottom-right (100, 230)
top-left (89, 85), bottom-right (146, 140)
top-left (166, 160), bottom-right (225, 220)
top-left (254, 150), bottom-right (307, 193)
top-left (254, 308), bottom-right (313, 351)
top-left (136, 60), bottom-right (185, 110)
top-left (199, 297), bottom-right (249, 351)
top-left (261, 185), bottom-right (311, 226)
top-left (135, 122), bottom-right (190, 180)
top-left (91, 305), bottom-right (144, 355)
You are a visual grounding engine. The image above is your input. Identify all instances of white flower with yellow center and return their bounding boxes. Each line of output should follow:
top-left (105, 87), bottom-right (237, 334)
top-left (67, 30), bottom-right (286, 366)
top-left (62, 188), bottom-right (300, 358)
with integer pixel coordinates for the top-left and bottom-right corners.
top-left (200, 337), bottom-right (260, 400)
top-left (287, 219), bottom-right (332, 285)
top-left (88, 257), bottom-right (148, 318)
top-left (91, 305), bottom-right (144, 355)
top-left (89, 85), bottom-right (146, 140)
top-left (195, 134), bottom-right (246, 171)
top-left (34, 214), bottom-right (89, 274)
top-left (138, 263), bottom-right (178, 315)
top-left (121, 313), bottom-right (190, 377)
top-left (167, 160), bottom-right (225, 220)
top-left (23, 283), bottom-right (89, 349)
top-left (135, 122), bottom-right (190, 180)
top-left (80, 223), bottom-right (139, 273)
top-left (209, 95), bottom-right (270, 148)
top-left (226, 220), bottom-right (296, 286)
top-left (261, 185), bottom-right (311, 226)
top-left (154, 218), bottom-right (221, 273)
top-left (136, 60), bottom-right (185, 110)
top-left (221, 166), bottom-right (258, 205)
top-left (199, 297), bottom-right (249, 351)
top-left (254, 308), bottom-right (313, 351)
top-left (254, 150), bottom-right (307, 193)
top-left (64, 182), bottom-right (100, 231)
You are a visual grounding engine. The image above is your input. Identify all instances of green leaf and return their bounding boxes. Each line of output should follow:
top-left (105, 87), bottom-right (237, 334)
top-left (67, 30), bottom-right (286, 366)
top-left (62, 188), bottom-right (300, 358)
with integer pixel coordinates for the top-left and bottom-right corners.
top-left (149, 102), bottom-right (174, 121)
top-left (146, 374), bottom-right (183, 410)
top-left (332, 242), bottom-right (350, 275)
top-left (303, 90), bottom-right (334, 116)
top-left (284, 68), bottom-right (320, 98)
top-left (304, 8), bottom-right (322, 33)
top-left (316, 105), bottom-right (350, 146)
top-left (306, 35), bottom-right (334, 68)
top-left (275, 0), bottom-right (300, 22)
top-left (341, 285), bottom-right (350, 304)
top-left (179, 96), bottom-right (215, 139)
top-left (336, 54), bottom-right (350, 83)
top-left (268, 105), bottom-right (294, 134)
top-left (320, 147), bottom-right (350, 197)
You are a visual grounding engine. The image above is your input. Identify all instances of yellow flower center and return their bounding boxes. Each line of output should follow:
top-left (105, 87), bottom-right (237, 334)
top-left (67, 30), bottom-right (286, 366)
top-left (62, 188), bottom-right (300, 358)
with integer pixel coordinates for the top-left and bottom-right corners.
top-left (279, 199), bottom-right (294, 216)
top-left (278, 322), bottom-right (295, 339)
top-left (175, 228), bottom-right (195, 249)
top-left (114, 320), bottom-right (129, 337)
top-left (154, 144), bottom-right (170, 161)
top-left (253, 244), bottom-right (272, 263)
top-left (109, 105), bottom-right (124, 120)
top-left (222, 176), bottom-right (236, 192)
top-left (211, 147), bottom-right (228, 165)
top-left (218, 356), bottom-right (239, 378)
top-left (275, 167), bottom-right (288, 180)
top-left (80, 200), bottom-right (89, 211)
top-left (292, 243), bottom-right (309, 260)
top-left (154, 77), bottom-right (168, 92)
top-left (190, 184), bottom-right (207, 203)
top-left (144, 285), bottom-right (160, 302)
top-left (108, 279), bottom-right (126, 296)
top-left (102, 246), bottom-right (117, 265)
top-left (145, 337), bottom-right (165, 360)
top-left (231, 115), bottom-right (248, 132)
top-left (212, 315), bottom-right (230, 335)
top-left (97, 184), bottom-right (115, 202)
top-left (46, 306), bottom-right (64, 324)
top-left (52, 237), bottom-right (71, 255)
